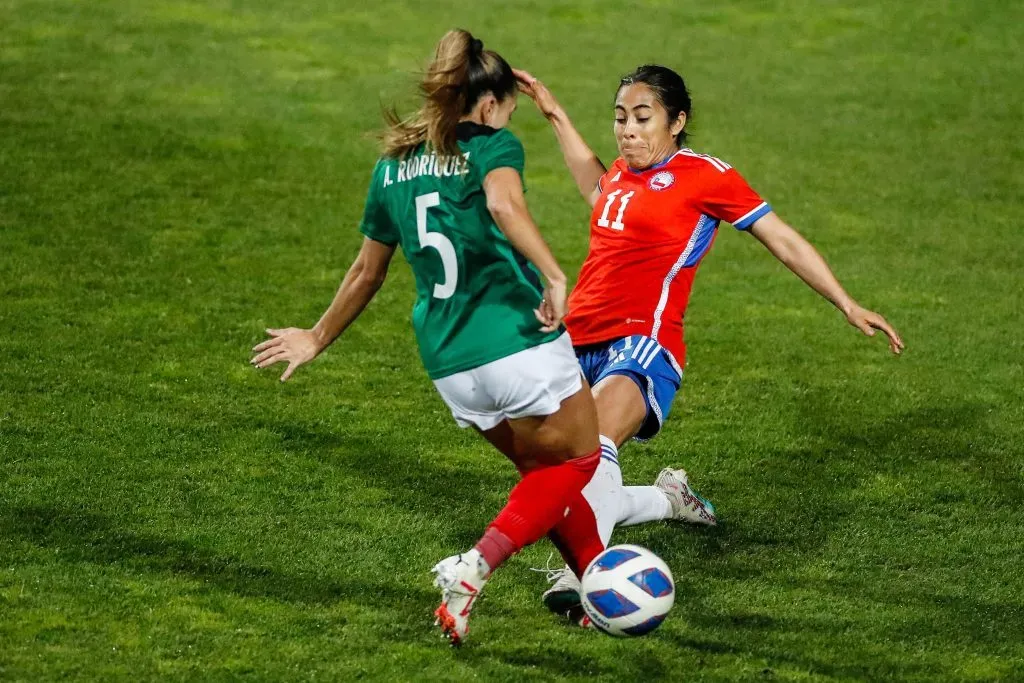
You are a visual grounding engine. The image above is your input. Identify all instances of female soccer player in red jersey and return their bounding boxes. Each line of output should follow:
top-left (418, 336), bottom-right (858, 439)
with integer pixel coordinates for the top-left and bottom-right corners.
top-left (515, 64), bottom-right (904, 615)
top-left (251, 31), bottom-right (627, 644)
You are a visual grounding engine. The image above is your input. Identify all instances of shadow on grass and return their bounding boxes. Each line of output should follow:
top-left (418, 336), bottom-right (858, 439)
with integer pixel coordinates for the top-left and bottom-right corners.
top-left (253, 417), bottom-right (519, 549)
top-left (1, 504), bottom-right (434, 610)
top-left (670, 399), bottom-right (1022, 561)
top-left (463, 644), bottom-right (632, 680)
top-left (19, 397), bottom-right (1003, 675)
top-left (654, 398), bottom-right (1024, 676)
top-left (804, 399), bottom-right (1024, 505)
top-left (666, 632), bottom-right (942, 681)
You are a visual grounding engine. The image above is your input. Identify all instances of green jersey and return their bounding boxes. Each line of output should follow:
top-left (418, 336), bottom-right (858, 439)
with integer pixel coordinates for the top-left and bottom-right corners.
top-left (359, 123), bottom-right (560, 379)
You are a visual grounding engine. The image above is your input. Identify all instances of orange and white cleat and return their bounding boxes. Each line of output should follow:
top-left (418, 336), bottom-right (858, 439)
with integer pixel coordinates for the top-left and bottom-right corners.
top-left (431, 550), bottom-right (488, 646)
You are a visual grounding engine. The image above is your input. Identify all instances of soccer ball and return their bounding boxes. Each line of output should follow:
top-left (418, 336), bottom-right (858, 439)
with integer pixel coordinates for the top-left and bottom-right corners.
top-left (580, 544), bottom-right (675, 637)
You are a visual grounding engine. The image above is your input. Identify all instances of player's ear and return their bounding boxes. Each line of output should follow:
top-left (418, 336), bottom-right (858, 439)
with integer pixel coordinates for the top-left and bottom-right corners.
top-left (479, 93), bottom-right (500, 126)
top-left (669, 112), bottom-right (687, 140)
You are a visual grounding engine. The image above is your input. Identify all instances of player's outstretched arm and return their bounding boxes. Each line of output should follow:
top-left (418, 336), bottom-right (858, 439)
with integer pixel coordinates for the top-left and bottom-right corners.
top-left (749, 212), bottom-right (904, 355)
top-left (483, 167), bottom-right (567, 332)
top-left (514, 69), bottom-right (606, 207)
top-left (250, 237), bottom-right (397, 381)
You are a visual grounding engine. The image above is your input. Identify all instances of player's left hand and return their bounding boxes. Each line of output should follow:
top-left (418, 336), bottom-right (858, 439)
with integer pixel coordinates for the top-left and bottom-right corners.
top-left (250, 327), bottom-right (321, 381)
top-left (534, 281), bottom-right (567, 333)
top-left (845, 306), bottom-right (904, 355)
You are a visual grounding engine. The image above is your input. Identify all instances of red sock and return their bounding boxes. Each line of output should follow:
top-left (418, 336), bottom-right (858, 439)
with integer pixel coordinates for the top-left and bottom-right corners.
top-left (474, 450), bottom-right (600, 574)
top-left (548, 491), bottom-right (606, 578)
top-left (474, 527), bottom-right (517, 575)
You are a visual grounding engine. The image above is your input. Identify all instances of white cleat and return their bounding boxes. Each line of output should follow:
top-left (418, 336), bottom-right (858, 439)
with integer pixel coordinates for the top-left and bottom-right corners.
top-left (431, 551), bottom-right (487, 646)
top-left (655, 467), bottom-right (718, 526)
top-left (541, 564), bottom-right (582, 616)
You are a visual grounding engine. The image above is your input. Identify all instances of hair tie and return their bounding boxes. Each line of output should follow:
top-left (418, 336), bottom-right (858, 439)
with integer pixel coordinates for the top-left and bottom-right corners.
top-left (470, 38), bottom-right (484, 56)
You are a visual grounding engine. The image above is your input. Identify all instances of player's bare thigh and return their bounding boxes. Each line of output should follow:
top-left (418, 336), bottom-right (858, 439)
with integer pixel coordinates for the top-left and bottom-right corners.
top-left (591, 374), bottom-right (647, 447)
top-left (478, 385), bottom-right (600, 470)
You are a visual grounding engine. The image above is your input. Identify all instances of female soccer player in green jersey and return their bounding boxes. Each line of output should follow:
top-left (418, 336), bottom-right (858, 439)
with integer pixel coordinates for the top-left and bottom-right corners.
top-left (250, 30), bottom-right (625, 645)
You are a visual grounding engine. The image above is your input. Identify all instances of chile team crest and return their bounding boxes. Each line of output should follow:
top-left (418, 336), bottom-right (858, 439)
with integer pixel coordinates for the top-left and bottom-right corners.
top-left (649, 171), bottom-right (674, 191)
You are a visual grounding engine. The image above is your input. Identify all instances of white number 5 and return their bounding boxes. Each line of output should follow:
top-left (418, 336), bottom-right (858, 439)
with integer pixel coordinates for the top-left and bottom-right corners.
top-left (415, 192), bottom-right (458, 300)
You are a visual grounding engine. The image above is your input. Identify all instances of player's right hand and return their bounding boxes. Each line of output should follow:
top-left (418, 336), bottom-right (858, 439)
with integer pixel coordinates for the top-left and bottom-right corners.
top-left (250, 327), bottom-right (321, 382)
top-left (845, 306), bottom-right (905, 355)
top-left (534, 282), bottom-right (567, 333)
top-left (513, 68), bottom-right (561, 119)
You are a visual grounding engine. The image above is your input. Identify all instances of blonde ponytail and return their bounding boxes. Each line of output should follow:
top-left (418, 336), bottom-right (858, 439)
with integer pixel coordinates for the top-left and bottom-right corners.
top-left (381, 30), bottom-right (516, 159)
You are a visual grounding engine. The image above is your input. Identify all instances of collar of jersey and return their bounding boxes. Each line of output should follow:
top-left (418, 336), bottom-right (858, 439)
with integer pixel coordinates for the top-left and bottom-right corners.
top-left (456, 121), bottom-right (500, 142)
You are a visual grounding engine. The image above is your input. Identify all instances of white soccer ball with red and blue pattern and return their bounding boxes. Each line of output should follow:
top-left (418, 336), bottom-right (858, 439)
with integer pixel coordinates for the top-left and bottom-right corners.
top-left (580, 544), bottom-right (675, 637)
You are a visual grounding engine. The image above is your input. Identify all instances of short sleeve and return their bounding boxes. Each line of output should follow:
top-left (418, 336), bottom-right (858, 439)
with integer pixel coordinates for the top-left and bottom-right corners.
top-left (695, 163), bottom-right (771, 231)
top-left (476, 129), bottom-right (526, 180)
top-left (358, 160), bottom-right (400, 246)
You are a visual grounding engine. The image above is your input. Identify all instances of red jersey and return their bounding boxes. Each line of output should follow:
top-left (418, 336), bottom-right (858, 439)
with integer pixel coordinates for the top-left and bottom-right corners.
top-left (565, 149), bottom-right (770, 370)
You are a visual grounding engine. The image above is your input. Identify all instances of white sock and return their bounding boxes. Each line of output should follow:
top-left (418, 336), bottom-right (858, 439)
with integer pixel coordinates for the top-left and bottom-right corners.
top-left (617, 486), bottom-right (672, 526)
top-left (580, 435), bottom-right (624, 546)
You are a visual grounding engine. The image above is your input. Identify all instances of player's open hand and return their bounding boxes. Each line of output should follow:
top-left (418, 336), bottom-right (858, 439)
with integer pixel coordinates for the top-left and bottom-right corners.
top-left (534, 281), bottom-right (567, 333)
top-left (513, 69), bottom-right (561, 119)
top-left (845, 305), bottom-right (904, 355)
top-left (250, 327), bottom-right (321, 382)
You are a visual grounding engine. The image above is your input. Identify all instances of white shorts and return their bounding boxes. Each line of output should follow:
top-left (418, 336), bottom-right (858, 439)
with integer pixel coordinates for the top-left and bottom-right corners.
top-left (433, 333), bottom-right (584, 431)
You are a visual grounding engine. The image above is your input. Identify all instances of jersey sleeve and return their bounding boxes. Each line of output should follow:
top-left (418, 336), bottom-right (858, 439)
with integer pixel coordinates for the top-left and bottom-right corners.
top-left (695, 164), bottom-right (771, 231)
top-left (476, 129), bottom-right (526, 181)
top-left (358, 159), bottom-right (400, 246)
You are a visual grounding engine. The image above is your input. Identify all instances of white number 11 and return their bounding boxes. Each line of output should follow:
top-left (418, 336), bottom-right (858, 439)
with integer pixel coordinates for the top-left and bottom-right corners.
top-left (597, 190), bottom-right (635, 231)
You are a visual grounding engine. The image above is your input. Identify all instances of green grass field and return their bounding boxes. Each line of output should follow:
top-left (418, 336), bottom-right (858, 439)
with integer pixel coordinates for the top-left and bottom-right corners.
top-left (2, 0), bottom-right (1023, 680)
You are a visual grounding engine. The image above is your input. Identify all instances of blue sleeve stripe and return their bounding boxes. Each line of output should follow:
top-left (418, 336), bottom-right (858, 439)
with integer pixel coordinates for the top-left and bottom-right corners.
top-left (734, 202), bottom-right (771, 230)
